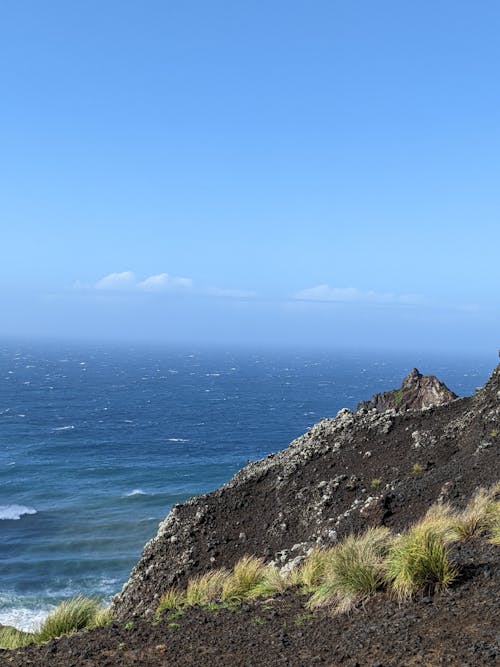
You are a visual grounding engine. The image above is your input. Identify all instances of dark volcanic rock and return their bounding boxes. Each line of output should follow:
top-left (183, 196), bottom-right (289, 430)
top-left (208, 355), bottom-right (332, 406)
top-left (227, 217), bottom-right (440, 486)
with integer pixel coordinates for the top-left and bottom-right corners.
top-left (4, 362), bottom-right (500, 667)
top-left (356, 367), bottom-right (458, 413)
top-left (111, 364), bottom-right (499, 621)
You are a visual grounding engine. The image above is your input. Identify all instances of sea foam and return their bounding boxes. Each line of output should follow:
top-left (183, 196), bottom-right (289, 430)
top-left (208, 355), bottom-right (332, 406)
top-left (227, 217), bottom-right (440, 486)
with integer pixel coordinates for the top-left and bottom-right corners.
top-left (0, 505), bottom-right (37, 520)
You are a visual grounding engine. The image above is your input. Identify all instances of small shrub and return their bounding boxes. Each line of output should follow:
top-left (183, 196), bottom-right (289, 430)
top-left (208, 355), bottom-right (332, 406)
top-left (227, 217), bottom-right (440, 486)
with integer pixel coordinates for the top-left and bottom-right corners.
top-left (370, 478), bottom-right (382, 490)
top-left (412, 463), bottom-right (424, 475)
top-left (489, 428), bottom-right (499, 438)
top-left (393, 388), bottom-right (403, 406)
top-left (384, 523), bottom-right (457, 601)
top-left (221, 555), bottom-right (267, 602)
top-left (308, 527), bottom-right (391, 614)
top-left (35, 596), bottom-right (102, 643)
top-left (0, 626), bottom-right (35, 649)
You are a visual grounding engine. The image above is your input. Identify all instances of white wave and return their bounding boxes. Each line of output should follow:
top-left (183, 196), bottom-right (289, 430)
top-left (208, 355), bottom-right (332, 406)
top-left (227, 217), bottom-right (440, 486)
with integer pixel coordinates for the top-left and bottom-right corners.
top-left (167, 438), bottom-right (189, 443)
top-left (0, 604), bottom-right (54, 632)
top-left (125, 489), bottom-right (147, 496)
top-left (52, 425), bottom-right (75, 432)
top-left (0, 505), bottom-right (37, 520)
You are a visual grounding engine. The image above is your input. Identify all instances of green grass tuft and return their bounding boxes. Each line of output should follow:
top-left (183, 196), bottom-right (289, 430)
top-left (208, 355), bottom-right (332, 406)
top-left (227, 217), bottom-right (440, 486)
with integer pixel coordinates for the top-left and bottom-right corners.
top-left (0, 626), bottom-right (35, 650)
top-left (290, 548), bottom-right (333, 592)
top-left (384, 523), bottom-right (457, 601)
top-left (249, 564), bottom-right (288, 598)
top-left (185, 569), bottom-right (229, 606)
top-left (452, 487), bottom-right (498, 541)
top-left (221, 555), bottom-right (267, 602)
top-left (34, 596), bottom-right (103, 643)
top-left (157, 587), bottom-right (186, 615)
top-left (307, 527), bottom-right (391, 614)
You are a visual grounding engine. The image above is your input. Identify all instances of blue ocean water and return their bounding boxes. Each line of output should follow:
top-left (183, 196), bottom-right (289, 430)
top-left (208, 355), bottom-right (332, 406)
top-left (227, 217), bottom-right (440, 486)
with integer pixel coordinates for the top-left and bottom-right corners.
top-left (0, 341), bottom-right (494, 630)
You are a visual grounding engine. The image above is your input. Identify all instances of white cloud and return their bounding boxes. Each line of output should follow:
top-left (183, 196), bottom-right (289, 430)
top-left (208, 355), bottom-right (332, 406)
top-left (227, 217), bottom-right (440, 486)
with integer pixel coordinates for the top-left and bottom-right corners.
top-left (294, 284), bottom-right (424, 305)
top-left (95, 271), bottom-right (136, 290)
top-left (88, 271), bottom-right (193, 292)
top-left (76, 270), bottom-right (256, 300)
top-left (137, 273), bottom-right (193, 291)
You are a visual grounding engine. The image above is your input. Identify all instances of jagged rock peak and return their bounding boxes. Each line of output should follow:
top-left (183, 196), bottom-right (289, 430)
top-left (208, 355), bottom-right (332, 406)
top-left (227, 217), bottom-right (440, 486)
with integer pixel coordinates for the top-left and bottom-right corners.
top-left (356, 367), bottom-right (458, 414)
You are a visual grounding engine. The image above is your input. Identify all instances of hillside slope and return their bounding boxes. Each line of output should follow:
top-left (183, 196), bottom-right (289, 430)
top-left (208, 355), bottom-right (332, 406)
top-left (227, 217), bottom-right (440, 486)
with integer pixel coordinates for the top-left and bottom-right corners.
top-left (111, 365), bottom-right (499, 620)
top-left (3, 363), bottom-right (499, 667)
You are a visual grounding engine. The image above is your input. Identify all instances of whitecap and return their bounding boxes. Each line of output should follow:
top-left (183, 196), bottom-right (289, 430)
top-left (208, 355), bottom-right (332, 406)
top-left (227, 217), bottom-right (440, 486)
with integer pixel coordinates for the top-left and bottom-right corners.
top-left (52, 425), bottom-right (75, 432)
top-left (125, 489), bottom-right (147, 497)
top-left (0, 604), bottom-right (54, 632)
top-left (0, 505), bottom-right (37, 520)
top-left (167, 438), bottom-right (189, 443)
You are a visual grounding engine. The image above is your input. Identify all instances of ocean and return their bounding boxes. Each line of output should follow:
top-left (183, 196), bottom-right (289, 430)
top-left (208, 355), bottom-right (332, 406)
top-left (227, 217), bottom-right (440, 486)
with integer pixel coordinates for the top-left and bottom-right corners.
top-left (0, 340), bottom-right (494, 630)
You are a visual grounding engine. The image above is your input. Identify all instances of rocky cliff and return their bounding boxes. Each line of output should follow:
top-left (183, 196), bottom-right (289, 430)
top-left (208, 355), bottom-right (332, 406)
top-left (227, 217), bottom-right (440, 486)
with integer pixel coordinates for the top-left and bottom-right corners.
top-left (111, 364), bottom-right (500, 621)
top-left (356, 367), bottom-right (458, 413)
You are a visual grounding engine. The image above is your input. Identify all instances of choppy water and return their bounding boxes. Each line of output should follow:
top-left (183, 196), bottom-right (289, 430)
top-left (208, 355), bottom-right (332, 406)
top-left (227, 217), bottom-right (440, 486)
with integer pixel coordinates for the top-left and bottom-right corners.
top-left (0, 340), bottom-right (494, 630)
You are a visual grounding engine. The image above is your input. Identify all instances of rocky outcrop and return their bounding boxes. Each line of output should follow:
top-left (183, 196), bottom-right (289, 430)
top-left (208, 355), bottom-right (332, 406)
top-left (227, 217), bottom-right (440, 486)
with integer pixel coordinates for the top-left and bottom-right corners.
top-left (356, 367), bottom-right (457, 413)
top-left (111, 364), bottom-right (500, 621)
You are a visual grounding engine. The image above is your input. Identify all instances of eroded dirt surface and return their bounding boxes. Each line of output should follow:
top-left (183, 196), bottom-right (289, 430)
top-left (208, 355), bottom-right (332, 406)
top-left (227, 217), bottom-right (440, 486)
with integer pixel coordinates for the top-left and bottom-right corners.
top-left (3, 541), bottom-right (498, 667)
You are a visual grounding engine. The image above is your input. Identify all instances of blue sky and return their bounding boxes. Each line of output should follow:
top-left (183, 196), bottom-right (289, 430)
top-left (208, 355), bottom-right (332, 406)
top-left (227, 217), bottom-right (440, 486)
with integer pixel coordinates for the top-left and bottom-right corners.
top-left (1, 1), bottom-right (499, 351)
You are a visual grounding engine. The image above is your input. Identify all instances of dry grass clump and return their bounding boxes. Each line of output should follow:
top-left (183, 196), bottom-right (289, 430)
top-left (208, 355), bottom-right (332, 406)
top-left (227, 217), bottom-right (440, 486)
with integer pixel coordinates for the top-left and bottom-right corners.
top-left (452, 488), bottom-right (493, 541)
top-left (418, 502), bottom-right (458, 543)
top-left (221, 555), bottom-right (268, 602)
top-left (384, 522), bottom-right (457, 601)
top-left (185, 569), bottom-right (229, 606)
top-left (307, 527), bottom-right (391, 614)
top-left (290, 548), bottom-right (333, 592)
top-left (0, 626), bottom-right (35, 650)
top-left (34, 596), bottom-right (106, 643)
top-left (157, 587), bottom-right (186, 614)
top-left (90, 607), bottom-right (112, 628)
top-left (156, 484), bottom-right (500, 619)
top-left (250, 564), bottom-right (289, 597)
top-left (0, 599), bottom-right (110, 649)
top-left (489, 522), bottom-right (500, 545)
top-left (157, 557), bottom-right (288, 615)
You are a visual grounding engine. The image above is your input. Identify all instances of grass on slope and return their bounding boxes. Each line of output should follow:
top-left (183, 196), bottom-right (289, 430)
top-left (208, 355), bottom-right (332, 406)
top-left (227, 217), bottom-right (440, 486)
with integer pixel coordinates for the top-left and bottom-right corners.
top-left (0, 597), bottom-right (111, 650)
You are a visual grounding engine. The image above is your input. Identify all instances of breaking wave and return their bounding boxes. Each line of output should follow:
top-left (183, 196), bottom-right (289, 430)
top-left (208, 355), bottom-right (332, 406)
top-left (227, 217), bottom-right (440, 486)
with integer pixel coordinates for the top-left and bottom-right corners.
top-left (0, 505), bottom-right (37, 521)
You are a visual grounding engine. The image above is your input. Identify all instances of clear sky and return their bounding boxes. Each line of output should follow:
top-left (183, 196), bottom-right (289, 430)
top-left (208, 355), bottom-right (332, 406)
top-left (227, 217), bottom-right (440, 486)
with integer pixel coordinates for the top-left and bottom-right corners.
top-left (1, 1), bottom-right (499, 351)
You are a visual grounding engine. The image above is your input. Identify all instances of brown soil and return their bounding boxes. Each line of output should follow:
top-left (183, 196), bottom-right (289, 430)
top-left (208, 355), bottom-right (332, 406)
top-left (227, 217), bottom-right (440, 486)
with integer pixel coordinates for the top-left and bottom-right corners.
top-left (2, 364), bottom-right (499, 666)
top-left (3, 540), bottom-right (498, 667)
